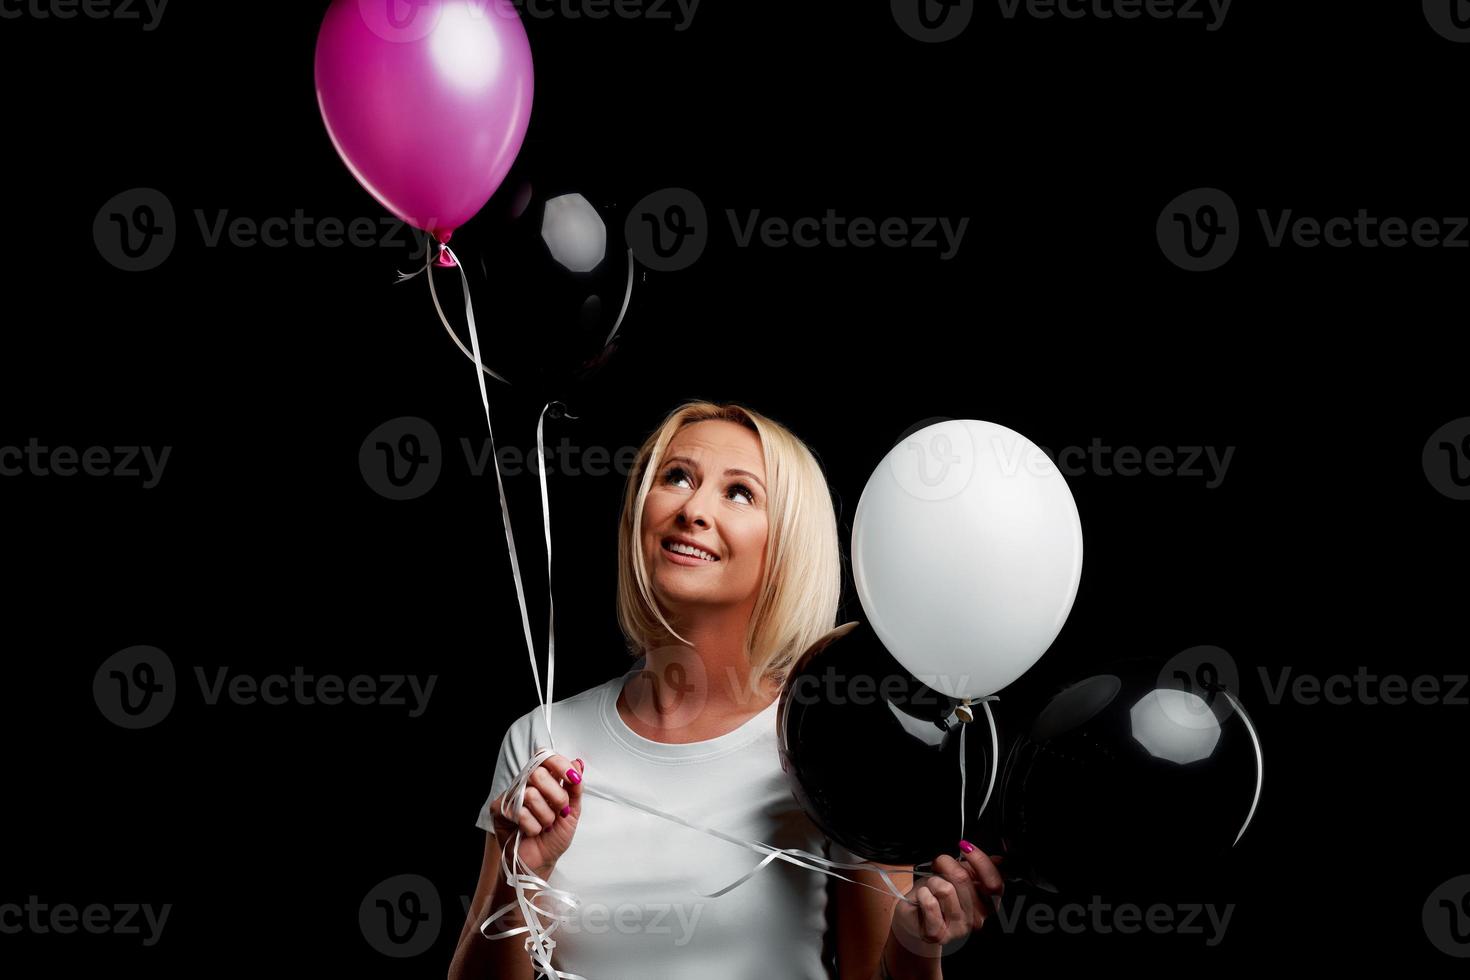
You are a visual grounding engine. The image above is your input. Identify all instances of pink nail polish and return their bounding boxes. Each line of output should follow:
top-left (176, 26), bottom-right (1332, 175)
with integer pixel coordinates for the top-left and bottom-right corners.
top-left (560, 805), bottom-right (571, 817)
top-left (565, 767), bottom-right (581, 784)
top-left (959, 840), bottom-right (975, 853)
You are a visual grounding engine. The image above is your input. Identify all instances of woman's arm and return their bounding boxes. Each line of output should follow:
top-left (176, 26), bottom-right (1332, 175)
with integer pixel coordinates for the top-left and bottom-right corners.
top-left (448, 831), bottom-right (535, 980)
top-left (833, 861), bottom-right (942, 980)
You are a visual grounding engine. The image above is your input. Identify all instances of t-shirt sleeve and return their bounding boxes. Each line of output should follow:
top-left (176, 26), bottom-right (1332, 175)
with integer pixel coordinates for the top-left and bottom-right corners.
top-left (474, 715), bottom-right (532, 832)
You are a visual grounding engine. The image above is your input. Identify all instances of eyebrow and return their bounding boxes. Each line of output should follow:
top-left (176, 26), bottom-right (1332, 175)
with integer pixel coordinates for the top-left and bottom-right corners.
top-left (662, 455), bottom-right (766, 492)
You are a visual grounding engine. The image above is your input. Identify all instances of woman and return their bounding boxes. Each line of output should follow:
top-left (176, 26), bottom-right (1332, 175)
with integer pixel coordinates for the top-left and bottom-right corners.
top-left (449, 401), bottom-right (1003, 979)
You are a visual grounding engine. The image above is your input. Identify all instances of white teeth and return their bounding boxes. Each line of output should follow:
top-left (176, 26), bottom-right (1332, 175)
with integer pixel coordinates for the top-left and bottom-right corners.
top-left (666, 541), bottom-right (717, 561)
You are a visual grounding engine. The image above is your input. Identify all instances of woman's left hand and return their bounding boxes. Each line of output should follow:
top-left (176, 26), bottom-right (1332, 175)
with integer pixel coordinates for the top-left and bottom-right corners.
top-left (888, 842), bottom-right (1005, 960)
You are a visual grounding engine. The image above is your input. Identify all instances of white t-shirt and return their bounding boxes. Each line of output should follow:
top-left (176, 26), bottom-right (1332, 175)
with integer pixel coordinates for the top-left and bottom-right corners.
top-left (476, 663), bottom-right (850, 980)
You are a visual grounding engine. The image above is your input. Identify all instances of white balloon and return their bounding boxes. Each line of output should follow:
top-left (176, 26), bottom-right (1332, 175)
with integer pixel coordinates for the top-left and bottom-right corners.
top-left (852, 419), bottom-right (1083, 700)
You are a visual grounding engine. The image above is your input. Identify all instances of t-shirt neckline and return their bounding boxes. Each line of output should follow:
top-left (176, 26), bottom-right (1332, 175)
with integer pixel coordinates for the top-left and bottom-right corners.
top-left (600, 667), bottom-right (780, 764)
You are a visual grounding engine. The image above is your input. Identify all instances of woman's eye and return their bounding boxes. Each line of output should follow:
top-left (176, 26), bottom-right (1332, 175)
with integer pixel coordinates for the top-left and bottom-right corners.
top-left (663, 467), bottom-right (755, 505)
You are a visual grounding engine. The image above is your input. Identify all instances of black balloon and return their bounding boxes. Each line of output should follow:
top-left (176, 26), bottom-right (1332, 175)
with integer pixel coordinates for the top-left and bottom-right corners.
top-left (777, 620), bottom-right (995, 866)
top-left (458, 153), bottom-right (638, 410)
top-left (998, 656), bottom-right (1263, 896)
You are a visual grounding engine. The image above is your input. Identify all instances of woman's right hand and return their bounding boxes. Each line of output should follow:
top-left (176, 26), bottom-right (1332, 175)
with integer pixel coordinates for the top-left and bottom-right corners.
top-left (488, 753), bottom-right (585, 879)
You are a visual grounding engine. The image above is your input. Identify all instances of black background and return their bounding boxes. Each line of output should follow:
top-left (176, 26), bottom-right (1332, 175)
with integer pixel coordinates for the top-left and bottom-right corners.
top-left (2, 0), bottom-right (1467, 974)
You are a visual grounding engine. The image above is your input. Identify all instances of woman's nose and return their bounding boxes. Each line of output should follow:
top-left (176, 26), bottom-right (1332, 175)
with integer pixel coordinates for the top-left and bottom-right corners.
top-left (679, 491), bottom-right (712, 528)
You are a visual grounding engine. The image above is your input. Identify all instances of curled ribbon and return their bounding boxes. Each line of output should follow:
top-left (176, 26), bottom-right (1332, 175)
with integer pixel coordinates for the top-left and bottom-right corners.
top-left (399, 242), bottom-right (1002, 976)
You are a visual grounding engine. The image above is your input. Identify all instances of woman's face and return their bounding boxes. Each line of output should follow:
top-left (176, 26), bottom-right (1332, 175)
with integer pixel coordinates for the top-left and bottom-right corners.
top-left (641, 419), bottom-right (769, 614)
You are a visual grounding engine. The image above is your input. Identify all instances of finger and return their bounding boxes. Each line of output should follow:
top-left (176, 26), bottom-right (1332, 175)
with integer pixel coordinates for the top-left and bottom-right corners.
top-left (931, 856), bottom-right (979, 930)
top-left (915, 887), bottom-right (946, 945)
top-left (530, 767), bottom-right (571, 815)
top-left (544, 754), bottom-right (585, 806)
top-left (958, 844), bottom-right (1005, 897)
top-left (497, 794), bottom-right (543, 837)
top-left (926, 873), bottom-right (966, 936)
top-left (492, 792), bottom-right (541, 836)
top-left (567, 758), bottom-right (585, 807)
top-left (519, 786), bottom-right (557, 830)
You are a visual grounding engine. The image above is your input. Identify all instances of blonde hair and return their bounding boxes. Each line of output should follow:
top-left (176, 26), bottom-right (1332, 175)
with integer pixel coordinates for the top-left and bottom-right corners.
top-left (616, 401), bottom-right (842, 699)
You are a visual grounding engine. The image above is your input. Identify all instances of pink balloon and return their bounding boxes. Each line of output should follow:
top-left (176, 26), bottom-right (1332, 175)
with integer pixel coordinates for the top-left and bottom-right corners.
top-left (315, 0), bottom-right (534, 253)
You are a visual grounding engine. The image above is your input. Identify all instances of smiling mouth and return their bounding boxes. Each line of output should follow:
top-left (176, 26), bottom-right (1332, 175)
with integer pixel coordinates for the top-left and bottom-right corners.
top-left (661, 540), bottom-right (720, 562)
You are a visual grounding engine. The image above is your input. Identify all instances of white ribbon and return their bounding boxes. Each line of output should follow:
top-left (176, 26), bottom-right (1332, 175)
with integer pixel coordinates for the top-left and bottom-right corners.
top-left (400, 242), bottom-right (580, 977)
top-left (400, 241), bottom-right (1002, 977)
